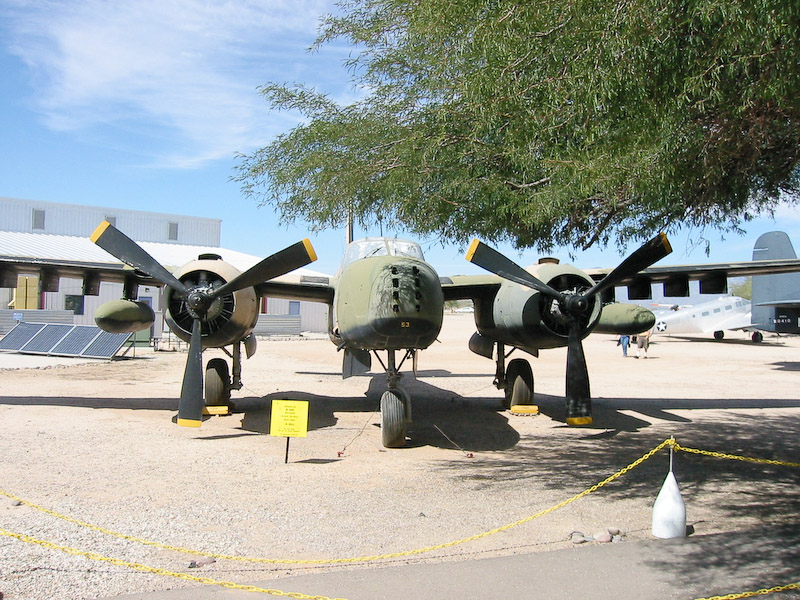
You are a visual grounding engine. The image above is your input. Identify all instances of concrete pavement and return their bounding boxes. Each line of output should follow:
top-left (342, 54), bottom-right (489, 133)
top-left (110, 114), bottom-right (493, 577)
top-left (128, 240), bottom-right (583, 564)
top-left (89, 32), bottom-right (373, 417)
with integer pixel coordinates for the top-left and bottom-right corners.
top-left (108, 525), bottom-right (800, 600)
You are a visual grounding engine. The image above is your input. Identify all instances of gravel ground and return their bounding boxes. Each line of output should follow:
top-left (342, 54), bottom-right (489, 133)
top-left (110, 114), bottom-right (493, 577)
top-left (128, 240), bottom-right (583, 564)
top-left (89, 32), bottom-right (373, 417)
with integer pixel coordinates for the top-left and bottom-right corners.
top-left (1, 314), bottom-right (799, 599)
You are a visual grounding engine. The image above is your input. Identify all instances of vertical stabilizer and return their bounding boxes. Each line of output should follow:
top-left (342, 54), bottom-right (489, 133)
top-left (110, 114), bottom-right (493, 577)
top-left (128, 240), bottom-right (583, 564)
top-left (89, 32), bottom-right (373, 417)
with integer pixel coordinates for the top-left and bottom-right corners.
top-left (751, 232), bottom-right (800, 331)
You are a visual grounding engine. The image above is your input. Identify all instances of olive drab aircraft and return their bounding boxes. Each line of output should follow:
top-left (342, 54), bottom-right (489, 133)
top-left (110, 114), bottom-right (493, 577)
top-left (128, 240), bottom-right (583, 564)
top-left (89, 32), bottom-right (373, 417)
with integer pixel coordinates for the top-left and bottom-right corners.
top-left (4, 224), bottom-right (800, 448)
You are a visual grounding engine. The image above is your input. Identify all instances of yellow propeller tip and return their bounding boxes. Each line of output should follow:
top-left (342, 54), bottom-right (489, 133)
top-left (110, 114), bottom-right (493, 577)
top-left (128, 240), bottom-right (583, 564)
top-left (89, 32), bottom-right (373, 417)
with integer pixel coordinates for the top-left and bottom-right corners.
top-left (303, 238), bottom-right (317, 263)
top-left (90, 221), bottom-right (111, 244)
top-left (465, 239), bottom-right (481, 263)
top-left (658, 232), bottom-right (672, 254)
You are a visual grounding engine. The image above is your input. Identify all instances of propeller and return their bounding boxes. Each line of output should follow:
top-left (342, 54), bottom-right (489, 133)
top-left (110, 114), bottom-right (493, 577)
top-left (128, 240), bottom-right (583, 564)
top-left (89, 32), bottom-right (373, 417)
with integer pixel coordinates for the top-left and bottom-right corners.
top-left (466, 233), bottom-right (671, 425)
top-left (91, 220), bottom-right (317, 426)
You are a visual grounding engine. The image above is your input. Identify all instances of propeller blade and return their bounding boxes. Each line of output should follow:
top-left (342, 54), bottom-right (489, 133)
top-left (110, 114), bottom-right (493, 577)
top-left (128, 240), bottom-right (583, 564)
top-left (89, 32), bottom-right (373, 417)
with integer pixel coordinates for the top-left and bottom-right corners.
top-left (177, 318), bottom-right (204, 427)
top-left (586, 233), bottom-right (672, 299)
top-left (466, 239), bottom-right (565, 301)
top-left (565, 321), bottom-right (592, 425)
top-left (91, 221), bottom-right (189, 297)
top-left (210, 239), bottom-right (317, 298)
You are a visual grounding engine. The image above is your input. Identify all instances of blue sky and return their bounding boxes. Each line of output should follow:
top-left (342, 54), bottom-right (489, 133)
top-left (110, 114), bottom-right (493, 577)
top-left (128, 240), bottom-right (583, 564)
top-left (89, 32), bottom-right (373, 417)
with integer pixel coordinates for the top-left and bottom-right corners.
top-left (1, 0), bottom-right (798, 277)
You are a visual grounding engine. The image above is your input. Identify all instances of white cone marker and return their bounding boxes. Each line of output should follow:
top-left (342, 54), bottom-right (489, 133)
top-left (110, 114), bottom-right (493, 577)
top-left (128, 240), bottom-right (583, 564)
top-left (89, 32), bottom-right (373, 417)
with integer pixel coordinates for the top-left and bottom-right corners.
top-left (652, 439), bottom-right (686, 539)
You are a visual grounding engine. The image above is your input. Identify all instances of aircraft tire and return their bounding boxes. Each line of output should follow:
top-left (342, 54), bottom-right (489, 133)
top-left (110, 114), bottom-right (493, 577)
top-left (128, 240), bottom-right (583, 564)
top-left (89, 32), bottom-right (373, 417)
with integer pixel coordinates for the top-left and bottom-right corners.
top-left (714, 330), bottom-right (725, 340)
top-left (380, 390), bottom-right (407, 448)
top-left (205, 358), bottom-right (231, 406)
top-left (752, 331), bottom-right (764, 343)
top-left (504, 358), bottom-right (534, 409)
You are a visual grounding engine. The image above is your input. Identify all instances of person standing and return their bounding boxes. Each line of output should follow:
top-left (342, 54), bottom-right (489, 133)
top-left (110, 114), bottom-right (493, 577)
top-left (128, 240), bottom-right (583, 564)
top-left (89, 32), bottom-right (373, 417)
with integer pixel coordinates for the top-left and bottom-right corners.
top-left (618, 334), bottom-right (630, 357)
top-left (636, 328), bottom-right (652, 358)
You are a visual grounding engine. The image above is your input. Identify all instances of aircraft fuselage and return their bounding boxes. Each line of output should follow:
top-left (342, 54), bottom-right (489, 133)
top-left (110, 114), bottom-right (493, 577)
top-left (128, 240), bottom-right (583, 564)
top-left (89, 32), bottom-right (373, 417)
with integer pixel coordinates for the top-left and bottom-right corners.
top-left (331, 252), bottom-right (444, 350)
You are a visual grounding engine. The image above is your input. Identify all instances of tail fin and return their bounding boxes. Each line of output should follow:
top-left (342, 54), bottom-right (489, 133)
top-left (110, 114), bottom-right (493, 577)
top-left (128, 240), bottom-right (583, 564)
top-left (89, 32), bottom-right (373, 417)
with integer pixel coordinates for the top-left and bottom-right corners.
top-left (751, 232), bottom-right (800, 332)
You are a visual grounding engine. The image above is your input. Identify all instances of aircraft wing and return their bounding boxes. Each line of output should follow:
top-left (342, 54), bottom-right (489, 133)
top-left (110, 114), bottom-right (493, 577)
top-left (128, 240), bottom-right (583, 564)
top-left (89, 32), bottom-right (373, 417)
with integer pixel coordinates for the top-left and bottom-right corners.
top-left (440, 274), bottom-right (502, 301)
top-left (1, 254), bottom-right (338, 303)
top-left (256, 277), bottom-right (335, 304)
top-left (585, 258), bottom-right (800, 285)
top-left (0, 255), bottom-right (161, 290)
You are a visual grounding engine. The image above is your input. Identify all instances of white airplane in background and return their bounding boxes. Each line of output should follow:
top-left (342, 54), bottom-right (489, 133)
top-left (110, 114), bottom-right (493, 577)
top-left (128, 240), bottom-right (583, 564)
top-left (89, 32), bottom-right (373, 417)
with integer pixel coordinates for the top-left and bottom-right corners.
top-left (653, 296), bottom-right (755, 341)
top-left (652, 231), bottom-right (800, 343)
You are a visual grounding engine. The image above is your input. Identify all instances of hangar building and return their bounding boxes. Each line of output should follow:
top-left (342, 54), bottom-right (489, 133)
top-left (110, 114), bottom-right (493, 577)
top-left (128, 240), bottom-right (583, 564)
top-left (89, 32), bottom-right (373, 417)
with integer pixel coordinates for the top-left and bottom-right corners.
top-left (0, 197), bottom-right (329, 335)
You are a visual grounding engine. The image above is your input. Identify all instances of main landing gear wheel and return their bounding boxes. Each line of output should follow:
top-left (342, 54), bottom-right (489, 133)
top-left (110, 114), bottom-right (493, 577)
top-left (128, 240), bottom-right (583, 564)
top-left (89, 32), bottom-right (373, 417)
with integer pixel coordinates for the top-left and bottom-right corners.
top-left (205, 358), bottom-right (231, 406)
top-left (752, 331), bottom-right (764, 343)
top-left (504, 358), bottom-right (534, 409)
top-left (381, 390), bottom-right (407, 448)
top-left (714, 330), bottom-right (725, 340)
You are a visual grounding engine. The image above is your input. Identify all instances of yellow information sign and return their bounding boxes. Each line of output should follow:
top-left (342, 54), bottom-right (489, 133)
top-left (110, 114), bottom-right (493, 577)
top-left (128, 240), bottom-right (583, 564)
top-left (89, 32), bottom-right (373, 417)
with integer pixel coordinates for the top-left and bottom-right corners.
top-left (270, 400), bottom-right (309, 438)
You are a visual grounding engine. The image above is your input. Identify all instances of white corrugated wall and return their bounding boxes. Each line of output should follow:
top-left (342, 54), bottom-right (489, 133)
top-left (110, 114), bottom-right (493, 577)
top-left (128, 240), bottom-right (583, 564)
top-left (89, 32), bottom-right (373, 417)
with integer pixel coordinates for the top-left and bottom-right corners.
top-left (1, 197), bottom-right (220, 246)
top-left (264, 297), bottom-right (328, 333)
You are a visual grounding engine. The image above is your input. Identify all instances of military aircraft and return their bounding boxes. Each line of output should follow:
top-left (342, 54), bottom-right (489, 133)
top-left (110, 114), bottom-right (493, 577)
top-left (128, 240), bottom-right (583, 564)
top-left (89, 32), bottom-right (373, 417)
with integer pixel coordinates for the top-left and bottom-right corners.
top-left (652, 296), bottom-right (753, 340)
top-left (85, 231), bottom-right (666, 447)
top-left (256, 234), bottom-right (670, 442)
top-left (750, 231), bottom-right (800, 338)
top-left (5, 225), bottom-right (800, 447)
top-left (644, 232), bottom-right (800, 342)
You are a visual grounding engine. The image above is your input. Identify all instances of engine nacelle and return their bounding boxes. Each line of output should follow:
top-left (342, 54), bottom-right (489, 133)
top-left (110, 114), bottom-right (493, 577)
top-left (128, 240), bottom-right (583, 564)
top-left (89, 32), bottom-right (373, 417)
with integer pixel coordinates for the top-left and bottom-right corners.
top-left (594, 303), bottom-right (655, 335)
top-left (164, 255), bottom-right (259, 348)
top-left (95, 299), bottom-right (155, 333)
top-left (474, 262), bottom-right (602, 352)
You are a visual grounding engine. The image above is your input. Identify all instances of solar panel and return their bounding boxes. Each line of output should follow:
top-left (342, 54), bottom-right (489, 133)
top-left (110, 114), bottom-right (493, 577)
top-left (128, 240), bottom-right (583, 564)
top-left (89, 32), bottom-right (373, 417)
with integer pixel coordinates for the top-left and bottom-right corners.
top-left (0, 322), bottom-right (132, 359)
top-left (20, 324), bottom-right (73, 354)
top-left (52, 326), bottom-right (102, 356)
top-left (0, 322), bottom-right (47, 351)
top-left (81, 330), bottom-right (132, 358)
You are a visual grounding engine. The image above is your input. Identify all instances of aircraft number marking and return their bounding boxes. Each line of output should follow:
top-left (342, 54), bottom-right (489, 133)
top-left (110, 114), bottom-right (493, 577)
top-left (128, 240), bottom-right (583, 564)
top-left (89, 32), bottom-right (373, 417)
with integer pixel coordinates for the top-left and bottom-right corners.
top-left (400, 322), bottom-right (411, 328)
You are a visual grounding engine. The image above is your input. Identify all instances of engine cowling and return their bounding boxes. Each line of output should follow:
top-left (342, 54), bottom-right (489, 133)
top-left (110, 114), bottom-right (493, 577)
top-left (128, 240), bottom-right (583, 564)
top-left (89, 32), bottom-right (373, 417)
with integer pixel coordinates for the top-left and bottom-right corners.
top-left (164, 255), bottom-right (259, 348)
top-left (475, 262), bottom-right (602, 352)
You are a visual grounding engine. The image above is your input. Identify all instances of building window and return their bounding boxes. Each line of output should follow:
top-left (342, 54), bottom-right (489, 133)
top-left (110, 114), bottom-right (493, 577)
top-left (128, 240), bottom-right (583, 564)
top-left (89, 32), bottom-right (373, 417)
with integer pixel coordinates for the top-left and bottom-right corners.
top-left (289, 301), bottom-right (301, 316)
top-left (65, 295), bottom-right (84, 315)
top-left (105, 216), bottom-right (116, 227)
top-left (168, 222), bottom-right (179, 241)
top-left (32, 209), bottom-right (45, 230)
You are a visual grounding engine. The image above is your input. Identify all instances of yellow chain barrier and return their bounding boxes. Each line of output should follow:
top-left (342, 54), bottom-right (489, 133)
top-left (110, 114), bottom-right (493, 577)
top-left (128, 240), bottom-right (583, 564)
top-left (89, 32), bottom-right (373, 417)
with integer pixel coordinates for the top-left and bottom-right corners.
top-left (0, 438), bottom-right (673, 565)
top-left (3, 437), bottom-right (800, 599)
top-left (693, 582), bottom-right (800, 600)
top-left (0, 528), bottom-right (346, 599)
top-left (673, 442), bottom-right (800, 468)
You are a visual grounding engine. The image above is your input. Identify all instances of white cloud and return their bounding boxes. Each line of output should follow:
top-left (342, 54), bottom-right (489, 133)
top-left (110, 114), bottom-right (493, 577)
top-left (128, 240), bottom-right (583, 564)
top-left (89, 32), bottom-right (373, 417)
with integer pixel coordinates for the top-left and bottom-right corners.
top-left (2, 0), bottom-right (346, 167)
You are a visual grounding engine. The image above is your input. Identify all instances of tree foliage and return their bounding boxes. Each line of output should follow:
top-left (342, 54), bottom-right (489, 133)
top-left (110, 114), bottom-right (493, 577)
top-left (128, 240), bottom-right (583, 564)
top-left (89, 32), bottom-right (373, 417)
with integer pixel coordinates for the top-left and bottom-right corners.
top-left (234, 0), bottom-right (800, 253)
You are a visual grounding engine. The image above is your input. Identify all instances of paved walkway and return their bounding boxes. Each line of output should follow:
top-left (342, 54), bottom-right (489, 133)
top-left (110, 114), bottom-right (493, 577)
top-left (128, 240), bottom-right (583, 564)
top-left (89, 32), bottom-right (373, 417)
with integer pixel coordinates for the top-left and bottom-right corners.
top-left (109, 525), bottom-right (800, 600)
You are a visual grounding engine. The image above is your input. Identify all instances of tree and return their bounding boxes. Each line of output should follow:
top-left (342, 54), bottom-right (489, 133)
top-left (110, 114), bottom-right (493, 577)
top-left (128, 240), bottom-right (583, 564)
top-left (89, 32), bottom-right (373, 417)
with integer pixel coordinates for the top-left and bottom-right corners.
top-left (234, 0), bottom-right (800, 254)
top-left (730, 277), bottom-right (752, 299)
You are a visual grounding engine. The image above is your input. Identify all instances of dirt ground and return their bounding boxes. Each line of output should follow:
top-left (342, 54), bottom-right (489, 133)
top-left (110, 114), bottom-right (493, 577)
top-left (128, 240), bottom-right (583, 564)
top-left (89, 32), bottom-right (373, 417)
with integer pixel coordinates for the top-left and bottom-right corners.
top-left (1, 314), bottom-right (799, 599)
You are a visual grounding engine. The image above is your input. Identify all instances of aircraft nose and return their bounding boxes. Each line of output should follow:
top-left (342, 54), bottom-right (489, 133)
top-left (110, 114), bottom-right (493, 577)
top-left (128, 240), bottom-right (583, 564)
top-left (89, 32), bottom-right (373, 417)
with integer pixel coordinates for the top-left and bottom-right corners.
top-left (371, 259), bottom-right (444, 348)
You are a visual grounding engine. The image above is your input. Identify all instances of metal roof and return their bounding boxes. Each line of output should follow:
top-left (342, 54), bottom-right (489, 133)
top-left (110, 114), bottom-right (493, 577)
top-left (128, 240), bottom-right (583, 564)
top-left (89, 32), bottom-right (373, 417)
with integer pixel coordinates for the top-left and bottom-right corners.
top-left (0, 231), bottom-right (329, 279)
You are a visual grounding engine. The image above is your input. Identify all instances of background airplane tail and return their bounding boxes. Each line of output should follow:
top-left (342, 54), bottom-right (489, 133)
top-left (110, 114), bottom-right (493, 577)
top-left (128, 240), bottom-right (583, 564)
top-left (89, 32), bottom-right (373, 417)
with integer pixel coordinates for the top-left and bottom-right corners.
top-left (751, 231), bottom-right (800, 333)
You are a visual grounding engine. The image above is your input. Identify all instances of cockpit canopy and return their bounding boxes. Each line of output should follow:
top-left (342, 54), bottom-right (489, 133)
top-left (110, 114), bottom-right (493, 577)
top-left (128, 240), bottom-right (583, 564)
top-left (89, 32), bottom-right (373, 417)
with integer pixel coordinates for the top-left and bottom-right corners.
top-left (339, 237), bottom-right (425, 272)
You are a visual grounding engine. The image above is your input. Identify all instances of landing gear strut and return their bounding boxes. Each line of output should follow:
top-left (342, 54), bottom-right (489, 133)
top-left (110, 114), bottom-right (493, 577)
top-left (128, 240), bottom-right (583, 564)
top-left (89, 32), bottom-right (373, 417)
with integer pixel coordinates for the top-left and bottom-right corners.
top-left (203, 341), bottom-right (245, 414)
top-left (375, 349), bottom-right (413, 447)
top-left (493, 343), bottom-right (536, 410)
